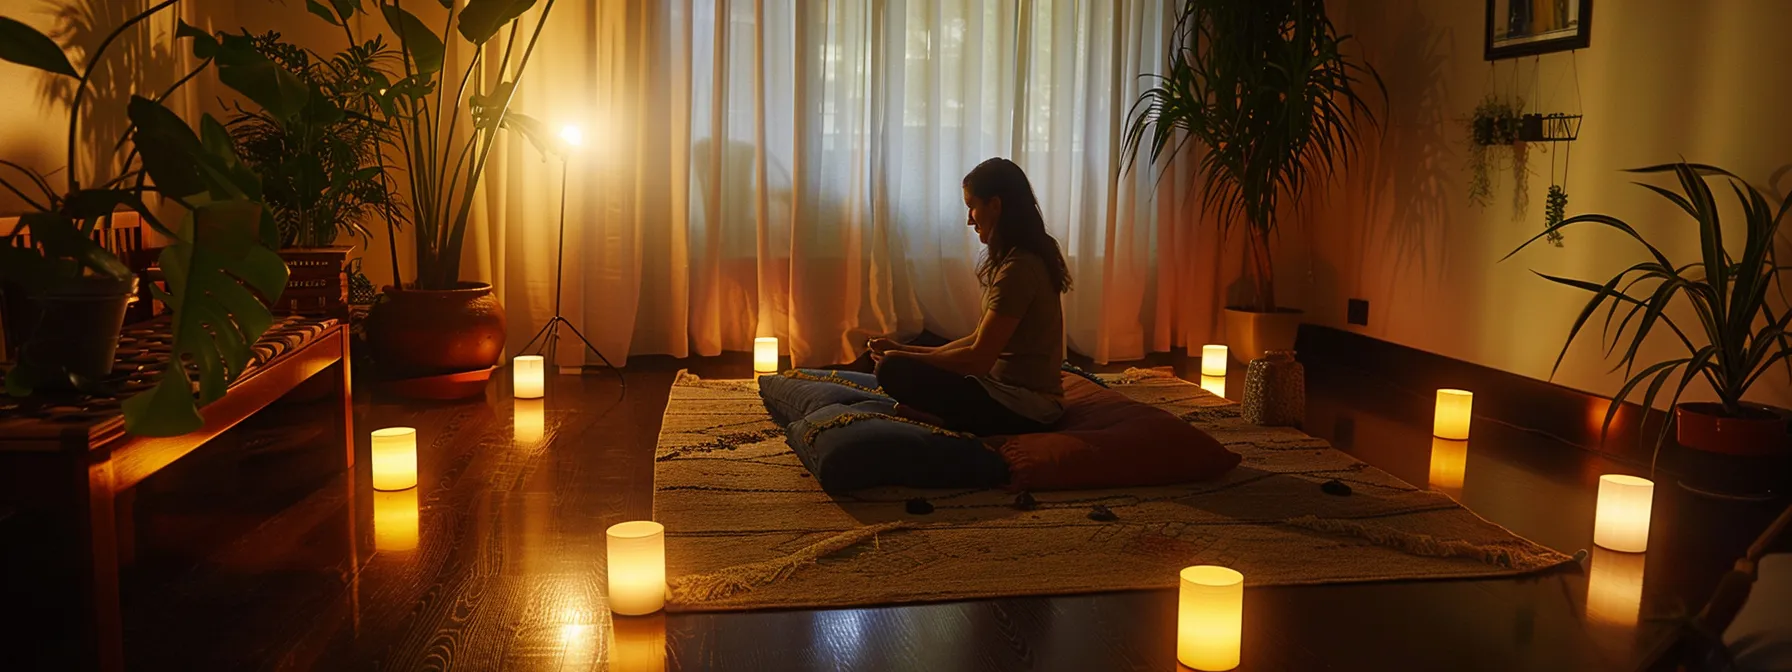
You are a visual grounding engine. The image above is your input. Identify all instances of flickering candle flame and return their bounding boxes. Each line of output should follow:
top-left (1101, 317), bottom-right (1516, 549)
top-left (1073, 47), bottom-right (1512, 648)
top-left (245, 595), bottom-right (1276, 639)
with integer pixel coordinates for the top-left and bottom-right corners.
top-left (370, 427), bottom-right (418, 491)
top-left (1428, 437), bottom-right (1468, 495)
top-left (1594, 474), bottom-right (1654, 553)
top-left (607, 521), bottom-right (666, 616)
top-left (1178, 565), bottom-right (1244, 671)
top-left (1200, 375), bottom-right (1226, 398)
top-left (515, 399), bottom-right (545, 444)
top-left (514, 355), bottom-right (545, 399)
top-left (372, 487), bottom-right (419, 552)
top-left (1201, 345), bottom-right (1228, 378)
top-left (754, 337), bottom-right (780, 374)
top-left (1433, 389), bottom-right (1474, 440)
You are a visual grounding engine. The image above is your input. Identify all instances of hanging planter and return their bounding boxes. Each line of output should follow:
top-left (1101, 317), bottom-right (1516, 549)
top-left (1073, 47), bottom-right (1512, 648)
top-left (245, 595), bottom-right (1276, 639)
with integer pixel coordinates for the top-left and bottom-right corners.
top-left (1466, 96), bottom-right (1525, 209)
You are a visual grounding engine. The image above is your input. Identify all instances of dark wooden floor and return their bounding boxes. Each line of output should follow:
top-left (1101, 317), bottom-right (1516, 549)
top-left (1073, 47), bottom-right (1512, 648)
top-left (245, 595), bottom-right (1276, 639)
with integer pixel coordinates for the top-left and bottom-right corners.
top-left (94, 351), bottom-right (1787, 671)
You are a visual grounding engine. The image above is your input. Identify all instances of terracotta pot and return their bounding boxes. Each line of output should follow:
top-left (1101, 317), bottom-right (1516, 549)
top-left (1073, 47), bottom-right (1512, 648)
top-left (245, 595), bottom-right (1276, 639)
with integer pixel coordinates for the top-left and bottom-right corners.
top-left (1675, 402), bottom-right (1791, 457)
top-left (11, 275), bottom-right (139, 391)
top-left (1223, 307), bottom-right (1303, 364)
top-left (364, 282), bottom-right (506, 381)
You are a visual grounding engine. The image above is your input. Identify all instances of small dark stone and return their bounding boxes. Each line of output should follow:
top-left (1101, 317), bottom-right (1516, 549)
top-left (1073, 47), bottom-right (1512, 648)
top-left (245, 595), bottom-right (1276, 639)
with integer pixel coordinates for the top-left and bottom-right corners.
top-left (1087, 504), bottom-right (1118, 522)
top-left (797, 472), bottom-right (811, 478)
top-left (1014, 492), bottom-right (1038, 511)
top-left (905, 498), bottom-right (934, 515)
top-left (1321, 479), bottom-right (1353, 496)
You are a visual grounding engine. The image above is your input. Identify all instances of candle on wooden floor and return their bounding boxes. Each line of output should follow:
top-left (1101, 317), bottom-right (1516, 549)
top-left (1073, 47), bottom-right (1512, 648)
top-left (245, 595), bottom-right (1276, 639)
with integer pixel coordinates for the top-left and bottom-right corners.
top-left (607, 521), bottom-right (666, 615)
top-left (753, 337), bottom-right (780, 374)
top-left (515, 399), bottom-right (545, 443)
top-left (514, 355), bottom-right (545, 398)
top-left (1427, 437), bottom-right (1468, 494)
top-left (1178, 565), bottom-right (1244, 671)
top-left (372, 487), bottom-right (419, 552)
top-left (1433, 389), bottom-right (1474, 440)
top-left (1586, 547), bottom-right (1646, 627)
top-left (1201, 345), bottom-right (1228, 377)
top-left (1594, 474), bottom-right (1654, 553)
top-left (1200, 375), bottom-right (1226, 398)
top-left (370, 427), bottom-right (418, 491)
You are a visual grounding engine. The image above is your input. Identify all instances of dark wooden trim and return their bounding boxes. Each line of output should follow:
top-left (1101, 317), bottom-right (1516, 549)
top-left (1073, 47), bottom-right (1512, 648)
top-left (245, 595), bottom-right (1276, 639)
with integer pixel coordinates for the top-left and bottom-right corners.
top-left (1296, 324), bottom-right (1665, 462)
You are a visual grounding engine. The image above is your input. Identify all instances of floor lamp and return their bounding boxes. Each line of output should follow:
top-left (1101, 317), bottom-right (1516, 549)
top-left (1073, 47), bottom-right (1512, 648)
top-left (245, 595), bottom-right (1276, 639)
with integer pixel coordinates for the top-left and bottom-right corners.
top-left (516, 124), bottom-right (621, 379)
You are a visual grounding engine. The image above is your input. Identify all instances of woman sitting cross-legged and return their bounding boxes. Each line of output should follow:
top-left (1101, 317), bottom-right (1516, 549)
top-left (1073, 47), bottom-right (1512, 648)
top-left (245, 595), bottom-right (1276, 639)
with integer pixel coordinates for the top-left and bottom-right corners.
top-left (869, 157), bottom-right (1071, 436)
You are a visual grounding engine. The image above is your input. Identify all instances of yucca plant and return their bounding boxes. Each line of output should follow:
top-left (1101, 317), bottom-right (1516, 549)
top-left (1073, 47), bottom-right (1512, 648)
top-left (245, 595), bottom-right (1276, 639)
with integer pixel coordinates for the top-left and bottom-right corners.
top-left (1123, 0), bottom-right (1381, 312)
top-left (1504, 162), bottom-right (1792, 455)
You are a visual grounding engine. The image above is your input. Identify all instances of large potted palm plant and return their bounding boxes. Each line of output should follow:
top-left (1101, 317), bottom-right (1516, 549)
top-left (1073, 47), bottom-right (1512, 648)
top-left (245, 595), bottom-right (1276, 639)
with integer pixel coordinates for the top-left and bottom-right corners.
top-left (307, 0), bottom-right (559, 396)
top-left (1506, 162), bottom-right (1792, 463)
top-left (0, 8), bottom-right (292, 436)
top-left (225, 32), bottom-right (402, 316)
top-left (1124, 0), bottom-right (1380, 360)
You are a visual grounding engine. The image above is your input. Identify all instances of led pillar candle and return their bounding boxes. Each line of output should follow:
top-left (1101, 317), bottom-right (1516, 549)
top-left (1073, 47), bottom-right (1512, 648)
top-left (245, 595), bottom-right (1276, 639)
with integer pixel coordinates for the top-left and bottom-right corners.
top-left (1594, 474), bottom-right (1654, 553)
top-left (1200, 375), bottom-right (1226, 398)
top-left (1177, 565), bottom-right (1244, 671)
top-left (373, 487), bottom-right (420, 552)
top-left (1427, 437), bottom-right (1468, 494)
top-left (1433, 389), bottom-right (1474, 440)
top-left (1586, 547), bottom-right (1646, 627)
top-left (514, 355), bottom-right (545, 398)
top-left (607, 521), bottom-right (666, 615)
top-left (753, 337), bottom-right (780, 374)
top-left (1201, 345), bottom-right (1228, 377)
top-left (515, 399), bottom-right (545, 444)
top-left (370, 427), bottom-right (418, 491)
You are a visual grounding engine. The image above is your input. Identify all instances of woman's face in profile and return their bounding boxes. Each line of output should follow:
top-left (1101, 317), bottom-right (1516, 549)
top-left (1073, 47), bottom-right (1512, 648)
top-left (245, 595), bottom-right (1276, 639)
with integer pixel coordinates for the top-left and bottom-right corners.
top-left (964, 187), bottom-right (999, 246)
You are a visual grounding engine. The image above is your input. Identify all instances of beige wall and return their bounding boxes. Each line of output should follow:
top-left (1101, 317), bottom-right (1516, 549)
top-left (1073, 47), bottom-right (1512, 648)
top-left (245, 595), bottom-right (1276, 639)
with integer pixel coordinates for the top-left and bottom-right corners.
top-left (1299, 0), bottom-right (1792, 408)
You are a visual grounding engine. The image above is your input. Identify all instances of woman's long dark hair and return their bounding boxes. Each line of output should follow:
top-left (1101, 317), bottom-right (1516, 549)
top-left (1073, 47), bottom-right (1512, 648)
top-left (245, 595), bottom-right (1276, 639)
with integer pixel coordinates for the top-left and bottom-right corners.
top-left (964, 157), bottom-right (1072, 294)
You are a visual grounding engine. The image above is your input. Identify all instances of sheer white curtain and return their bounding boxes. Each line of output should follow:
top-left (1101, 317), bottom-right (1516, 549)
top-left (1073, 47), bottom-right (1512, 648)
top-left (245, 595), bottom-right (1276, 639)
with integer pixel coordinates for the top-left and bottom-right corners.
top-left (467, 0), bottom-right (1229, 368)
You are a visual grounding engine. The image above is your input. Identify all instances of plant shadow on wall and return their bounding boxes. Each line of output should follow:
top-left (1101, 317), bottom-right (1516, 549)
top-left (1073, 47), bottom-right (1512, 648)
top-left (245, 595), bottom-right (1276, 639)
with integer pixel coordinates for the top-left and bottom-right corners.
top-left (32, 0), bottom-right (181, 186)
top-left (1352, 1), bottom-right (1454, 284)
top-left (1504, 162), bottom-right (1792, 495)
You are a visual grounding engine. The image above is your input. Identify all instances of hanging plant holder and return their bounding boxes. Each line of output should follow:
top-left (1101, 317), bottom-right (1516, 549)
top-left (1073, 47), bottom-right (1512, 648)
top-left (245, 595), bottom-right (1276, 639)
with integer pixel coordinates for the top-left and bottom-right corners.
top-left (1520, 113), bottom-right (1582, 142)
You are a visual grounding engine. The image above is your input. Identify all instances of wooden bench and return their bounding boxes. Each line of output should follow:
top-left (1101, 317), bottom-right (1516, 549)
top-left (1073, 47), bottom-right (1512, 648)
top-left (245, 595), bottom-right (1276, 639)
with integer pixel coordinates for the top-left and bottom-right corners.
top-left (0, 315), bottom-right (354, 671)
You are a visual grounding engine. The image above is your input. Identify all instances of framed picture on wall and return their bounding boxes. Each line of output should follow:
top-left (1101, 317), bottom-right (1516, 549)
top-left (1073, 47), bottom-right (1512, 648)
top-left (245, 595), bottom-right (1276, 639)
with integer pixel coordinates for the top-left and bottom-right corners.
top-left (1485, 0), bottom-right (1592, 60)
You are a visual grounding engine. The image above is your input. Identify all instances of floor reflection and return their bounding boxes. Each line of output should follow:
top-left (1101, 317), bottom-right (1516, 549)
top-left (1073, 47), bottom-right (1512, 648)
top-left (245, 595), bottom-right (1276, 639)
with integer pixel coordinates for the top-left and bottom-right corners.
top-left (1428, 437), bottom-right (1468, 498)
top-left (372, 488), bottom-right (420, 553)
top-left (516, 399), bottom-right (545, 444)
top-left (1587, 547), bottom-right (1646, 628)
top-left (611, 613), bottom-right (667, 672)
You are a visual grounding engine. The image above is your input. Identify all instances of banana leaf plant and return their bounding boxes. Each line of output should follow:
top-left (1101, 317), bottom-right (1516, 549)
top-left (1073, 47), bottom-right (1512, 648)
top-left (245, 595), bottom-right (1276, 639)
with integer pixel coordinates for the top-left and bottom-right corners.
top-left (1123, 0), bottom-right (1382, 312)
top-left (0, 4), bottom-right (296, 437)
top-left (1503, 162), bottom-right (1792, 454)
top-left (309, 0), bottom-right (559, 289)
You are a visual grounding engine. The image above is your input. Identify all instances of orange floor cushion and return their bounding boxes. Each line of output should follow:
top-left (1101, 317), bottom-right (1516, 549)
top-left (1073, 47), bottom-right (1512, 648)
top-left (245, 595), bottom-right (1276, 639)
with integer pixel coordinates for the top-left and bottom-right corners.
top-left (993, 373), bottom-right (1241, 491)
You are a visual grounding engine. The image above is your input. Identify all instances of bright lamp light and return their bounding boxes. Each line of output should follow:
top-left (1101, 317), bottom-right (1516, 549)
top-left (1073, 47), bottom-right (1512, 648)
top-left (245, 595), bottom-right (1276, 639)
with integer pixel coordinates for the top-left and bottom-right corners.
top-left (560, 124), bottom-right (583, 147)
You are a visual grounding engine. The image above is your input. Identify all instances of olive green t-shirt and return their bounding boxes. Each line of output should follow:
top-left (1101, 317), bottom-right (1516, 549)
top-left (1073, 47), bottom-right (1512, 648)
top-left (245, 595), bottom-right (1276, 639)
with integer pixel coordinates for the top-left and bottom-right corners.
top-left (980, 250), bottom-right (1066, 420)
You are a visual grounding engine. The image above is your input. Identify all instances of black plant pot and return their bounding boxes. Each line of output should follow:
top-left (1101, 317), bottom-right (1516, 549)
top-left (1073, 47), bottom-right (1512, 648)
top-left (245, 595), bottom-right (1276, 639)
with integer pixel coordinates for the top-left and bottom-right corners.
top-left (12, 275), bottom-right (139, 391)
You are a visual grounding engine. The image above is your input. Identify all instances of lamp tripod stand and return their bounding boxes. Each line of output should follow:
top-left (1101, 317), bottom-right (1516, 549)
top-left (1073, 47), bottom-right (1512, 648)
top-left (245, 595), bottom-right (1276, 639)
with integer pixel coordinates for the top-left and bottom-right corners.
top-left (516, 130), bottom-right (620, 380)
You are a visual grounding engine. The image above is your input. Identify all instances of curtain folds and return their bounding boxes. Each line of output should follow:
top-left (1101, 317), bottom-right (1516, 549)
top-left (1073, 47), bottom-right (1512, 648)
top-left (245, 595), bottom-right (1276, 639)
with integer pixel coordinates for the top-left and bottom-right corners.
top-left (468, 0), bottom-right (1228, 368)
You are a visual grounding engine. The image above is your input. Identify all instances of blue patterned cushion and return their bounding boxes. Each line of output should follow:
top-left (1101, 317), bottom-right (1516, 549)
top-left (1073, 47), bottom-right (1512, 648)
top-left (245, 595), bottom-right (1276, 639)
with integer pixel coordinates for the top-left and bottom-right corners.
top-left (786, 400), bottom-right (1010, 493)
top-left (757, 369), bottom-right (889, 427)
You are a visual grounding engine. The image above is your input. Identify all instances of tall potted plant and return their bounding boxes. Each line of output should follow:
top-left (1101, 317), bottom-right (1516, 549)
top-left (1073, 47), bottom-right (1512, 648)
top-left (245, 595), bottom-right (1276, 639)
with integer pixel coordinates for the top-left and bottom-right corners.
top-left (0, 7), bottom-right (292, 436)
top-left (224, 32), bottom-right (403, 315)
top-left (1506, 162), bottom-right (1792, 462)
top-left (306, 0), bottom-right (559, 394)
top-left (1123, 0), bottom-right (1381, 360)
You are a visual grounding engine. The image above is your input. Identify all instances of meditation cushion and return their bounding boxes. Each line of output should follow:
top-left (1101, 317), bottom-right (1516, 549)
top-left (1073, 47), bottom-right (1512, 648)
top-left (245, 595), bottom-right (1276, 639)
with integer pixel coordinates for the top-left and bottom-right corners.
top-left (994, 373), bottom-right (1240, 491)
top-left (786, 400), bottom-right (1010, 493)
top-left (758, 369), bottom-right (889, 427)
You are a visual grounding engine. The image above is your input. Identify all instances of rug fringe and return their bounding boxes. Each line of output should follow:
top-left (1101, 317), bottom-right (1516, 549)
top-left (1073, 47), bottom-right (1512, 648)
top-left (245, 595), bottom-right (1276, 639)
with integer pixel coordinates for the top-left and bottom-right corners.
top-left (668, 522), bottom-right (911, 604)
top-left (1283, 515), bottom-right (1563, 571)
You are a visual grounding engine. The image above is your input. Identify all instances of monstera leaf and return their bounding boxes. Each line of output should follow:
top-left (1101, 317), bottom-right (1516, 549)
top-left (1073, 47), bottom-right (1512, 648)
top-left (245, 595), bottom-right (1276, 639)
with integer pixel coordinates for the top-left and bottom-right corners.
top-left (123, 199), bottom-right (289, 437)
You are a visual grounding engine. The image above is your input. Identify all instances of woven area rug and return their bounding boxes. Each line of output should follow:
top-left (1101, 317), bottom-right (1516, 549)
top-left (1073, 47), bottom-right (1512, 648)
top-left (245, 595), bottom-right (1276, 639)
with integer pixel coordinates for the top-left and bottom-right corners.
top-left (654, 369), bottom-right (1573, 612)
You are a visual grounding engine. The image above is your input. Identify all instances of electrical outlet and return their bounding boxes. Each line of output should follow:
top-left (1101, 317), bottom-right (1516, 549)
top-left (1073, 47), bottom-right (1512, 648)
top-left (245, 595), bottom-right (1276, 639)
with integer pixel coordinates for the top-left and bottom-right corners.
top-left (1347, 298), bottom-right (1369, 326)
